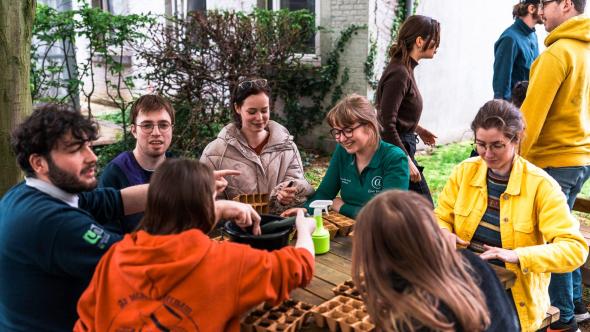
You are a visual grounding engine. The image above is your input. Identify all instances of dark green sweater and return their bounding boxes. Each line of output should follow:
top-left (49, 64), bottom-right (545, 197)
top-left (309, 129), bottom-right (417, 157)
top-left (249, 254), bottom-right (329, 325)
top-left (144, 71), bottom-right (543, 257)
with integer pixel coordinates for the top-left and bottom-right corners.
top-left (305, 140), bottom-right (409, 218)
top-left (0, 182), bottom-right (124, 331)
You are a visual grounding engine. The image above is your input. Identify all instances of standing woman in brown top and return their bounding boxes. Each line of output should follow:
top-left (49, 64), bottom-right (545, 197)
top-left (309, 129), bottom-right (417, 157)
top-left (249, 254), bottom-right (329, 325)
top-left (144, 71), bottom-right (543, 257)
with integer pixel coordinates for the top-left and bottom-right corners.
top-left (376, 15), bottom-right (440, 206)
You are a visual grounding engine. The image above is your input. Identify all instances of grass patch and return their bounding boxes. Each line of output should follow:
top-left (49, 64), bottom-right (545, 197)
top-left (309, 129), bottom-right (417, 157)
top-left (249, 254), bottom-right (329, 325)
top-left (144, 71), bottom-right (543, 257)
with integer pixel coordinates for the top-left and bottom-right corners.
top-left (415, 142), bottom-right (473, 206)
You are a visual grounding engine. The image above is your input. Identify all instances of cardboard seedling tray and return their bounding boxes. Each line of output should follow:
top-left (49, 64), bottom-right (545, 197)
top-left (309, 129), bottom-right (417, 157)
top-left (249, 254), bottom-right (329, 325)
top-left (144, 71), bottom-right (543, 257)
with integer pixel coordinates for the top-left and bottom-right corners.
top-left (323, 212), bottom-right (355, 237)
top-left (233, 193), bottom-right (270, 214)
top-left (331, 280), bottom-right (362, 301)
top-left (241, 299), bottom-right (315, 332)
top-left (310, 295), bottom-right (374, 331)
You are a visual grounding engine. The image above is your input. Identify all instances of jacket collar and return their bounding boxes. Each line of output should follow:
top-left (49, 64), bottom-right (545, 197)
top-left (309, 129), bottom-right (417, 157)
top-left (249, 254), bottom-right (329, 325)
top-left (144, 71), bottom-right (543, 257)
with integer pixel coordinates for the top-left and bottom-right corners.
top-left (348, 141), bottom-right (384, 171)
top-left (25, 176), bottom-right (79, 207)
top-left (219, 120), bottom-right (292, 151)
top-left (514, 17), bottom-right (536, 34)
top-left (470, 155), bottom-right (523, 196)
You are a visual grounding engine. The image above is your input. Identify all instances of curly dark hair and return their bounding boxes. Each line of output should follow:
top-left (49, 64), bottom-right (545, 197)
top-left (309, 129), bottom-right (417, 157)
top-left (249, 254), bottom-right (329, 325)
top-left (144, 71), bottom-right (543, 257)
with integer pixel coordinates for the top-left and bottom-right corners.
top-left (10, 104), bottom-right (99, 176)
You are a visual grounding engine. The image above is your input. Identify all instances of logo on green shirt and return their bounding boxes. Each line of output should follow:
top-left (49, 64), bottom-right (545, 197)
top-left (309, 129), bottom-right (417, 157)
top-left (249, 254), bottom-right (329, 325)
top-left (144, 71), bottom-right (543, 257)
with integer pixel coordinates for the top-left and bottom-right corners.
top-left (371, 176), bottom-right (383, 190)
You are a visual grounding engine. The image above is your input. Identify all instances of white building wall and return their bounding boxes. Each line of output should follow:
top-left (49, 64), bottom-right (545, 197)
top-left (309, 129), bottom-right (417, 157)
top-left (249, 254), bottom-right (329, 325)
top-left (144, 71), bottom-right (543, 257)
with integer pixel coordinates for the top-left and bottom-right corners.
top-left (412, 0), bottom-right (548, 145)
top-left (207, 0), bottom-right (257, 11)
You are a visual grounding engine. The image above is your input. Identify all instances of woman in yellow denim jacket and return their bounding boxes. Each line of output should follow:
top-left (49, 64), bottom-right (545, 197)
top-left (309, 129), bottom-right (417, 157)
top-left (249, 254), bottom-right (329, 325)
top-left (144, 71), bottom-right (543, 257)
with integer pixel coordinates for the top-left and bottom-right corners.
top-left (435, 100), bottom-right (588, 332)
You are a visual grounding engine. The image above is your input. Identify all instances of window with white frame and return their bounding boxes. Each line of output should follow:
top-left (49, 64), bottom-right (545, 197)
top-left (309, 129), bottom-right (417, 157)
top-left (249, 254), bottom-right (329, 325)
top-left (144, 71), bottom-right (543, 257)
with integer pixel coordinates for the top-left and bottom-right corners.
top-left (258, 0), bottom-right (319, 57)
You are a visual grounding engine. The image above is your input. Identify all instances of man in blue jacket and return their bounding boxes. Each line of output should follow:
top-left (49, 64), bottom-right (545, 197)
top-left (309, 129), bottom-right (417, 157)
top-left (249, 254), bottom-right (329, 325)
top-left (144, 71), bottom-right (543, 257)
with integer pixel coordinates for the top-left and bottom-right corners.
top-left (0, 104), bottom-right (257, 331)
top-left (493, 0), bottom-right (543, 100)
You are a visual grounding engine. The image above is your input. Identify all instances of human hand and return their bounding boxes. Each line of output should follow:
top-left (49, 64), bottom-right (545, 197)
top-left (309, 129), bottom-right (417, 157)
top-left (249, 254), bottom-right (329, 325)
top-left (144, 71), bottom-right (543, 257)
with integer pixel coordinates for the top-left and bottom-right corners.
top-left (295, 209), bottom-right (316, 235)
top-left (332, 197), bottom-right (344, 213)
top-left (213, 170), bottom-right (241, 195)
top-left (480, 245), bottom-right (520, 264)
top-left (441, 228), bottom-right (470, 249)
top-left (408, 157), bottom-right (422, 183)
top-left (417, 128), bottom-right (437, 146)
top-left (280, 207), bottom-right (307, 217)
top-left (215, 200), bottom-right (261, 235)
top-left (277, 186), bottom-right (298, 205)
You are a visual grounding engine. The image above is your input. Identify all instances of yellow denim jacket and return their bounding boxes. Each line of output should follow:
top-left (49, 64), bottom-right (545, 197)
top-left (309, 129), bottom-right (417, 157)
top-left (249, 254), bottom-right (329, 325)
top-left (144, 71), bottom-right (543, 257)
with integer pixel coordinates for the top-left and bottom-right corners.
top-left (435, 156), bottom-right (588, 332)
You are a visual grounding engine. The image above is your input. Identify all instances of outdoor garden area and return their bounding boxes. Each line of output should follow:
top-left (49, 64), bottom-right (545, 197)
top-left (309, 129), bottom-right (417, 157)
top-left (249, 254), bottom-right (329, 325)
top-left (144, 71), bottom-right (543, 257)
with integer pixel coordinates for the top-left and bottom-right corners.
top-left (2, 0), bottom-right (590, 331)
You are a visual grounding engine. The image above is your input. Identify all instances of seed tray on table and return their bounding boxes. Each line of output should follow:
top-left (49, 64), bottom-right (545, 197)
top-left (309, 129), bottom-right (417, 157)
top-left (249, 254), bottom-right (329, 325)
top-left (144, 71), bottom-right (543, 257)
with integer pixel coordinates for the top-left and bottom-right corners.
top-left (331, 280), bottom-right (362, 301)
top-left (241, 299), bottom-right (315, 332)
top-left (232, 193), bottom-right (270, 214)
top-left (310, 295), bottom-right (374, 331)
top-left (322, 212), bottom-right (355, 237)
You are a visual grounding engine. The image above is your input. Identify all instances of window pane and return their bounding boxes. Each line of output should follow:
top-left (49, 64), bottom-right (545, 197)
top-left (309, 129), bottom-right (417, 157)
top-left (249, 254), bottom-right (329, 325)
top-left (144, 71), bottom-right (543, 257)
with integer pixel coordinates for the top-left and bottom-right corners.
top-left (280, 0), bottom-right (315, 13)
top-left (280, 0), bottom-right (315, 53)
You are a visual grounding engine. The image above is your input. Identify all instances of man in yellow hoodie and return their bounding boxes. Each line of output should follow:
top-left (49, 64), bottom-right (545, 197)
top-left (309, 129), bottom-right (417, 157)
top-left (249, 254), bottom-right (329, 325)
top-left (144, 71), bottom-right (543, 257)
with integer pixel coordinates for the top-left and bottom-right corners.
top-left (520, 0), bottom-right (589, 330)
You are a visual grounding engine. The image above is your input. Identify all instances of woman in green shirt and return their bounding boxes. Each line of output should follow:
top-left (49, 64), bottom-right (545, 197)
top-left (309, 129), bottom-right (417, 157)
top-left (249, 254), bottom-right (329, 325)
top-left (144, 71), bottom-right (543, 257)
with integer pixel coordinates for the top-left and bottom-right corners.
top-left (283, 94), bottom-right (409, 219)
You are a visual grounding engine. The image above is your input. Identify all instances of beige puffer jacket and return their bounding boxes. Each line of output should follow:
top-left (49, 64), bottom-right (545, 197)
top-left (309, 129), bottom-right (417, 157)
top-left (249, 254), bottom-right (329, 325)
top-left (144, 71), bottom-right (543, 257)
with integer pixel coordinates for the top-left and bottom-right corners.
top-left (200, 121), bottom-right (314, 214)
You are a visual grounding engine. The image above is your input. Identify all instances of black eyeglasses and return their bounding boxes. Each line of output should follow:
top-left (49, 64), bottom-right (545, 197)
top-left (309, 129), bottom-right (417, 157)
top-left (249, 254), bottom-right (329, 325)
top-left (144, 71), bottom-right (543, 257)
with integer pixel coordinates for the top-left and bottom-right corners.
top-left (540, 0), bottom-right (557, 8)
top-left (238, 78), bottom-right (268, 90)
top-left (135, 122), bottom-right (173, 134)
top-left (330, 124), bottom-right (364, 139)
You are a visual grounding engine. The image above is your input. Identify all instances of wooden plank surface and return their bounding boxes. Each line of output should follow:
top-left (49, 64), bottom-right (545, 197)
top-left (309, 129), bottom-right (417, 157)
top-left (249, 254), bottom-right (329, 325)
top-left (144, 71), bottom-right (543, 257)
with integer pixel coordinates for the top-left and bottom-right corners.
top-left (574, 196), bottom-right (590, 214)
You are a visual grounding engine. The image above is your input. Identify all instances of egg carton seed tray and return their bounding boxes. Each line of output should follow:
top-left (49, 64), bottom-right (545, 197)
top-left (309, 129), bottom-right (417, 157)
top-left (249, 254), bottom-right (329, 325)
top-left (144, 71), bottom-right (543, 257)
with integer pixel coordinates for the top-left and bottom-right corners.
top-left (332, 280), bottom-right (362, 301)
top-left (232, 193), bottom-right (270, 214)
top-left (241, 299), bottom-right (315, 332)
top-left (323, 212), bottom-right (355, 236)
top-left (311, 295), bottom-right (374, 331)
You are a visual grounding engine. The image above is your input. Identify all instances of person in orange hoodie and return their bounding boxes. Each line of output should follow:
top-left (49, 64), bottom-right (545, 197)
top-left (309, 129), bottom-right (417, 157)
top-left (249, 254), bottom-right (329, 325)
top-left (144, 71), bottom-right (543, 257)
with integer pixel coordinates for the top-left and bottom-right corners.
top-left (74, 158), bottom-right (316, 331)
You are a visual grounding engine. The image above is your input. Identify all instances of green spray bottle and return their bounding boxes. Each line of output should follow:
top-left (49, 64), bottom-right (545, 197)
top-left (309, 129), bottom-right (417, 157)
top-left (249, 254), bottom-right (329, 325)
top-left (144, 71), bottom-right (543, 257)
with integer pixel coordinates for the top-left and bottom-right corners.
top-left (309, 200), bottom-right (332, 255)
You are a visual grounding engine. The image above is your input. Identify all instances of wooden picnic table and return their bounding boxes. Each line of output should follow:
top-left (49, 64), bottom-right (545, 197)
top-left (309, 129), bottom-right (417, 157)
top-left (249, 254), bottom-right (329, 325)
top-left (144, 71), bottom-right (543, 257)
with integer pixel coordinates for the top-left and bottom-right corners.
top-left (289, 235), bottom-right (518, 331)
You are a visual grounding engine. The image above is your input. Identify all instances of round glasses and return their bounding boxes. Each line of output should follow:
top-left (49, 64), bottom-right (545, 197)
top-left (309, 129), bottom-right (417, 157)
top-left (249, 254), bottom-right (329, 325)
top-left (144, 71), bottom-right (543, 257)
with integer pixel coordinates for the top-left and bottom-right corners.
top-left (472, 140), bottom-right (510, 153)
top-left (135, 122), bottom-right (173, 134)
top-left (330, 124), bottom-right (363, 139)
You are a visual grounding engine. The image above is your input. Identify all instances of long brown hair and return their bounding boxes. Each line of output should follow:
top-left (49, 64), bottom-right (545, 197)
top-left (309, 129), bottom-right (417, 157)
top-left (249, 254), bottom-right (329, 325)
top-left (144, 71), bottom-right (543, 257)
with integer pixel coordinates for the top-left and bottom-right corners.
top-left (388, 15), bottom-right (440, 69)
top-left (138, 158), bottom-right (216, 235)
top-left (352, 190), bottom-right (490, 332)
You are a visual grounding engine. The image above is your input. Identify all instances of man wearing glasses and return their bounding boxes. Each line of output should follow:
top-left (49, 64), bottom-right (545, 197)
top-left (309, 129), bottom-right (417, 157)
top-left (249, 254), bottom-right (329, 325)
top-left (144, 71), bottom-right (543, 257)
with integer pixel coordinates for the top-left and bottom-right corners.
top-left (493, 0), bottom-right (542, 101)
top-left (99, 95), bottom-right (175, 233)
top-left (519, 0), bottom-right (589, 330)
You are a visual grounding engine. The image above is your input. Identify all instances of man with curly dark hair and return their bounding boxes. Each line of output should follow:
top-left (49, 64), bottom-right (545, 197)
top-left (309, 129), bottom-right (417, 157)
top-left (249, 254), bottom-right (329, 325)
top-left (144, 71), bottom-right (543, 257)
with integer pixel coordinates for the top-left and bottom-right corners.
top-left (0, 104), bottom-right (149, 331)
top-left (0, 104), bottom-right (260, 332)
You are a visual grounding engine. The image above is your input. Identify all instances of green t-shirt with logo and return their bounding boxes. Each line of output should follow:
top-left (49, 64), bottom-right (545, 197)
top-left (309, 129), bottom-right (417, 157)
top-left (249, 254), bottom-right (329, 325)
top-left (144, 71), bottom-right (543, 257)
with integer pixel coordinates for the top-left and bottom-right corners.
top-left (306, 140), bottom-right (409, 218)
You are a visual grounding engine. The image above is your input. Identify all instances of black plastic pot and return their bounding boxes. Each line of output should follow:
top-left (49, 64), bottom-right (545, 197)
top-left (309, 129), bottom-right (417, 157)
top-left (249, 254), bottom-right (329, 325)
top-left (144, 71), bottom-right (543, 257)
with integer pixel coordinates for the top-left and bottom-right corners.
top-left (222, 214), bottom-right (294, 251)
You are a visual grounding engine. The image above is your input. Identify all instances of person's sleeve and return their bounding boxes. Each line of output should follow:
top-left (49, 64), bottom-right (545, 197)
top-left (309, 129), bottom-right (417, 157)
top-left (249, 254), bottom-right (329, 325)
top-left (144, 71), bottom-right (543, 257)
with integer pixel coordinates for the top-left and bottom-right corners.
top-left (378, 72), bottom-right (410, 155)
top-left (492, 37), bottom-right (518, 100)
top-left (462, 251), bottom-right (521, 331)
top-left (519, 52), bottom-right (566, 158)
top-left (98, 163), bottom-right (127, 190)
top-left (514, 179), bottom-right (589, 274)
top-left (339, 203), bottom-right (362, 219)
top-left (235, 247), bottom-right (314, 312)
top-left (50, 213), bottom-right (122, 280)
top-left (382, 148), bottom-right (409, 190)
top-left (274, 144), bottom-right (315, 198)
top-left (434, 164), bottom-right (462, 232)
top-left (79, 187), bottom-right (125, 224)
top-left (304, 147), bottom-right (342, 212)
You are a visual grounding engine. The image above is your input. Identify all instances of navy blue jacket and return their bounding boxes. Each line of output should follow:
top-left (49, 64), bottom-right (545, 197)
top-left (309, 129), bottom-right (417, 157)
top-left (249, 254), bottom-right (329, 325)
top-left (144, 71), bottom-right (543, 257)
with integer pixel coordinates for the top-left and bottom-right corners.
top-left (0, 183), bottom-right (123, 332)
top-left (492, 18), bottom-right (539, 100)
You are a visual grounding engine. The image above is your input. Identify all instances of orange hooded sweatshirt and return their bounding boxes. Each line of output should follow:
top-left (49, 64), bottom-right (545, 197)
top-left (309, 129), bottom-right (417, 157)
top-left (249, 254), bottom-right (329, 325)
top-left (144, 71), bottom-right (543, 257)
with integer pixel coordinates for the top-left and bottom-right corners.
top-left (74, 229), bottom-right (314, 331)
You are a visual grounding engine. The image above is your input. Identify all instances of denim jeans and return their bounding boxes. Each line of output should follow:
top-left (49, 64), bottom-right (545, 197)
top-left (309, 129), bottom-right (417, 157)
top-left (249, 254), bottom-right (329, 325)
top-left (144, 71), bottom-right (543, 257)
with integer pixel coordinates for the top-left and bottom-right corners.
top-left (545, 166), bottom-right (590, 323)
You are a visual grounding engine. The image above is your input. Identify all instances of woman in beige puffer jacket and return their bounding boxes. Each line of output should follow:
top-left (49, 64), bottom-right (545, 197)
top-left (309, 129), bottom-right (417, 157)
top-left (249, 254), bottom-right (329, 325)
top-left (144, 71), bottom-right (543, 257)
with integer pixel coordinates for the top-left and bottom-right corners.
top-left (200, 78), bottom-right (314, 214)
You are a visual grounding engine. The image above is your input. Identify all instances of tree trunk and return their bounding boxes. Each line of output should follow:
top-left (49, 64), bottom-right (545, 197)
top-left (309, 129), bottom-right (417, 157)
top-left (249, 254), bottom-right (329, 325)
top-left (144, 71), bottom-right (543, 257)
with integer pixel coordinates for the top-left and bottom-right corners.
top-left (0, 0), bottom-right (36, 196)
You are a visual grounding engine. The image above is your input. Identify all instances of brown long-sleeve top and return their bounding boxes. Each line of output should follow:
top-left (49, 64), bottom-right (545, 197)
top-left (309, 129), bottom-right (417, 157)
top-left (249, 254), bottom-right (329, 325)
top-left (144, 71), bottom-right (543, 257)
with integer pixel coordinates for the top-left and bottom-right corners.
top-left (375, 57), bottom-right (422, 156)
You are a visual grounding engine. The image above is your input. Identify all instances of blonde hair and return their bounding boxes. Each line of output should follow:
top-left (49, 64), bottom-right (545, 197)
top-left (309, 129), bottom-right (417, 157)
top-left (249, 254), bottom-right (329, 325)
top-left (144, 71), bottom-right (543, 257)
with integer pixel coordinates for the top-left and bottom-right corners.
top-left (353, 190), bottom-right (490, 332)
top-left (326, 94), bottom-right (381, 146)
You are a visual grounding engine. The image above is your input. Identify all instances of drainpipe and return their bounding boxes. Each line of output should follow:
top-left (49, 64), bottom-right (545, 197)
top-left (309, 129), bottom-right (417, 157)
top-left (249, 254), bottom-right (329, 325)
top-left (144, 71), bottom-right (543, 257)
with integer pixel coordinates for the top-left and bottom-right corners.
top-left (405, 0), bottom-right (413, 17)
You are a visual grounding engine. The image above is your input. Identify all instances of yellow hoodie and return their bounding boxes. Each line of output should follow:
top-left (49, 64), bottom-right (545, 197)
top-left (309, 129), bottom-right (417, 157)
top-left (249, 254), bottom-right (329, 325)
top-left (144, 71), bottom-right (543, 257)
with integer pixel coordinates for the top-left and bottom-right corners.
top-left (520, 15), bottom-right (590, 168)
